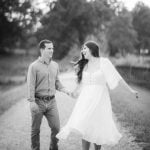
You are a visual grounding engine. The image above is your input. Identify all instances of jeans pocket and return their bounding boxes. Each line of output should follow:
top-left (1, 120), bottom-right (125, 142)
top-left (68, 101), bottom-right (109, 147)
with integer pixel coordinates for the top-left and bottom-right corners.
top-left (30, 101), bottom-right (39, 112)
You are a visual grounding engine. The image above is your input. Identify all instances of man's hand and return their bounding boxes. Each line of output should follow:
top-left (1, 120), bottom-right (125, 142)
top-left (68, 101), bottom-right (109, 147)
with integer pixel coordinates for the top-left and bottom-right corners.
top-left (65, 90), bottom-right (72, 96)
top-left (30, 101), bottom-right (38, 108)
top-left (62, 89), bottom-right (72, 96)
top-left (71, 92), bottom-right (78, 99)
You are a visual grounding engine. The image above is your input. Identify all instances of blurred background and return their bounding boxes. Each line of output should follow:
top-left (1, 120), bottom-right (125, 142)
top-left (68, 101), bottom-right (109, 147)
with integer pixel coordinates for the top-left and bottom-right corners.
top-left (0, 0), bottom-right (150, 149)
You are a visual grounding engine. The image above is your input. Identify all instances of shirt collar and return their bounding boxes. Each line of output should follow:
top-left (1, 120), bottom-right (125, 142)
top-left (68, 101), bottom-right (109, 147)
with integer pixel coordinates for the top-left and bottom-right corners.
top-left (38, 57), bottom-right (51, 65)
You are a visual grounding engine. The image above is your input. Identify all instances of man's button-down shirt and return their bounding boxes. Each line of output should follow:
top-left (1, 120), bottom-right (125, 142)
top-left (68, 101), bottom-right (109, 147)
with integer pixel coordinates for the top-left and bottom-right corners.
top-left (27, 57), bottom-right (64, 102)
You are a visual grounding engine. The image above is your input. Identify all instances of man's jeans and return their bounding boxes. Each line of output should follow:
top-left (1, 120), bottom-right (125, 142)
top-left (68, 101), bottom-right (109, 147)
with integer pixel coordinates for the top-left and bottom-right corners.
top-left (30, 98), bottom-right (60, 150)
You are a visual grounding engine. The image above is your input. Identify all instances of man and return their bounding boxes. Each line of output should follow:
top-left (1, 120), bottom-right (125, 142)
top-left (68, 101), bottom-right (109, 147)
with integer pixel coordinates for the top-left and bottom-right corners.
top-left (27, 39), bottom-right (70, 150)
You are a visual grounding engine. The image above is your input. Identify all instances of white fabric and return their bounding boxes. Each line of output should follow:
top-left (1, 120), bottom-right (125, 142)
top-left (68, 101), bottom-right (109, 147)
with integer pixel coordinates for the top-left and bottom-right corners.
top-left (101, 58), bottom-right (123, 89)
top-left (56, 57), bottom-right (122, 145)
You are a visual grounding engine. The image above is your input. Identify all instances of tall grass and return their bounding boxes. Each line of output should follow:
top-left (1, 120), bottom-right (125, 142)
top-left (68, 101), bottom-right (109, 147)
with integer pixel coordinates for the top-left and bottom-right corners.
top-left (110, 85), bottom-right (150, 150)
top-left (0, 54), bottom-right (36, 115)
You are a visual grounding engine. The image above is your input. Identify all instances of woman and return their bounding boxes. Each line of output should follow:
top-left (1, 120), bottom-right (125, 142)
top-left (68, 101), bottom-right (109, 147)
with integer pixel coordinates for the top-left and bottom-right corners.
top-left (56, 41), bottom-right (138, 150)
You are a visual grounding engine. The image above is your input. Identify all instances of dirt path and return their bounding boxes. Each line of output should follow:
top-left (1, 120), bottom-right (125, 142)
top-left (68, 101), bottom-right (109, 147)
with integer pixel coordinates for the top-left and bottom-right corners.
top-left (0, 72), bottom-right (145, 150)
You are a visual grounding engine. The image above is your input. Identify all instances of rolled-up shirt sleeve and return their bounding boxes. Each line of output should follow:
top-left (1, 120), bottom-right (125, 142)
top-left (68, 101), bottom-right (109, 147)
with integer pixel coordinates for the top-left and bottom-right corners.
top-left (55, 65), bottom-right (65, 91)
top-left (27, 64), bottom-right (36, 102)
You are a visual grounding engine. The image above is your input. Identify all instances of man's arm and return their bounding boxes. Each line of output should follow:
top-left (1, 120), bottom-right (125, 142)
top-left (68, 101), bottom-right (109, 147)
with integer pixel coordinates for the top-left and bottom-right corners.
top-left (55, 65), bottom-right (71, 95)
top-left (27, 64), bottom-right (36, 102)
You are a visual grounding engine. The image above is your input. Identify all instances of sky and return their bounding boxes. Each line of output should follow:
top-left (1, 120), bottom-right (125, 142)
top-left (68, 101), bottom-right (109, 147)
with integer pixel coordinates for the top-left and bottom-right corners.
top-left (32, 0), bottom-right (50, 14)
top-left (33, 0), bottom-right (150, 13)
top-left (118, 0), bottom-right (150, 10)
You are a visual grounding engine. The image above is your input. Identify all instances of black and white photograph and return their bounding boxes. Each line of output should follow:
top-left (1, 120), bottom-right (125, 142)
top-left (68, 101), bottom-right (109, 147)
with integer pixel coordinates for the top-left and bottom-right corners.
top-left (0, 0), bottom-right (150, 150)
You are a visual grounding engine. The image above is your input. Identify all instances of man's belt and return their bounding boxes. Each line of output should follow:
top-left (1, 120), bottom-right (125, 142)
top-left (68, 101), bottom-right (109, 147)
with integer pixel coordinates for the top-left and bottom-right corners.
top-left (35, 95), bottom-right (55, 101)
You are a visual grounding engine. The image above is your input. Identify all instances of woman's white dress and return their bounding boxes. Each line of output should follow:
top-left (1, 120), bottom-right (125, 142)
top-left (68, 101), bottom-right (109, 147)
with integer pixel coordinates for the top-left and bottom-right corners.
top-left (57, 57), bottom-right (122, 145)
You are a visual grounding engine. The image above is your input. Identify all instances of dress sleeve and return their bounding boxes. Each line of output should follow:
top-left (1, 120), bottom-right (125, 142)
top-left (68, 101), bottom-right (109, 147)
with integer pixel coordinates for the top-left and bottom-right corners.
top-left (102, 58), bottom-right (122, 89)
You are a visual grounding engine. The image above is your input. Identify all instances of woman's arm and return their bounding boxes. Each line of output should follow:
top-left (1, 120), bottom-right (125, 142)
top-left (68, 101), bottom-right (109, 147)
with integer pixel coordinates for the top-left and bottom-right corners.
top-left (119, 79), bottom-right (139, 99)
top-left (102, 58), bottom-right (138, 99)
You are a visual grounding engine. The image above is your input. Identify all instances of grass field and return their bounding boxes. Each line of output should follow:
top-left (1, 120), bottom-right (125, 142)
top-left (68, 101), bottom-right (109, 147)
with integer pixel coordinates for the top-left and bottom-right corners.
top-left (0, 54), bottom-right (37, 76)
top-left (110, 85), bottom-right (150, 150)
top-left (0, 54), bottom-right (37, 90)
top-left (0, 54), bottom-right (36, 115)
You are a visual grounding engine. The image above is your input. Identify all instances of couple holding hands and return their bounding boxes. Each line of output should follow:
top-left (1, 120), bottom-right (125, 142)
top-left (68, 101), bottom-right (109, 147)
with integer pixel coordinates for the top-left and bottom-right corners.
top-left (27, 39), bottom-right (138, 150)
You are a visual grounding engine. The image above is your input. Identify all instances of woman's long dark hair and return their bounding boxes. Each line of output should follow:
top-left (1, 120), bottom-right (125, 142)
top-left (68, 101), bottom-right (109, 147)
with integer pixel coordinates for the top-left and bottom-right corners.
top-left (75, 41), bottom-right (100, 83)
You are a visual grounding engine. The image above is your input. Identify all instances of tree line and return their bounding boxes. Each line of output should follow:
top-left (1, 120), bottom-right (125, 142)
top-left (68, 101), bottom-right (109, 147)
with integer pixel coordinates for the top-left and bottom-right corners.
top-left (1, 0), bottom-right (150, 59)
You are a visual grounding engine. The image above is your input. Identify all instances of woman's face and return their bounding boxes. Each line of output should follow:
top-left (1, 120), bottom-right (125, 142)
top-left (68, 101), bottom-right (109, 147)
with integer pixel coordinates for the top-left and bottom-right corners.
top-left (81, 45), bottom-right (92, 59)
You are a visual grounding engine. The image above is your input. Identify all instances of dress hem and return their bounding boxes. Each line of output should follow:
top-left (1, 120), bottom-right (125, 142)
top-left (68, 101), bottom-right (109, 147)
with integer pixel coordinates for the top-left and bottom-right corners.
top-left (57, 126), bottom-right (122, 146)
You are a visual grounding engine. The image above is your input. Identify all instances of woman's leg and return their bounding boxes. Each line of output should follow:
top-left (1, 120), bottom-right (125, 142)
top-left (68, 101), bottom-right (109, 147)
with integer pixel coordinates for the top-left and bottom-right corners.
top-left (82, 139), bottom-right (90, 150)
top-left (94, 144), bottom-right (101, 150)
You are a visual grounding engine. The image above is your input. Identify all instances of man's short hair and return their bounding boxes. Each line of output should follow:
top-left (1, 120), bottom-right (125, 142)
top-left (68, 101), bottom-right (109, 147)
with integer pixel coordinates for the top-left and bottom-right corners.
top-left (39, 39), bottom-right (52, 49)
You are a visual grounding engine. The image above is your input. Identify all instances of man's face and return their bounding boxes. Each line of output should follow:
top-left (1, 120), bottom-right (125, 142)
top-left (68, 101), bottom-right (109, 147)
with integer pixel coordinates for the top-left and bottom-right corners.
top-left (41, 43), bottom-right (54, 59)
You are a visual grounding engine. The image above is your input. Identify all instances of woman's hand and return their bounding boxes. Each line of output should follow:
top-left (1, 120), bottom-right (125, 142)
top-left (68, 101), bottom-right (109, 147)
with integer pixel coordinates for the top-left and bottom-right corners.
top-left (120, 80), bottom-right (139, 100)
top-left (131, 89), bottom-right (139, 100)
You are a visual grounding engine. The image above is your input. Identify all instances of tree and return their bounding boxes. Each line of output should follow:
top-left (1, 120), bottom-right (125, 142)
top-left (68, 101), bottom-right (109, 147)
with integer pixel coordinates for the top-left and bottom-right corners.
top-left (36, 0), bottom-right (115, 59)
top-left (0, 0), bottom-right (41, 53)
top-left (107, 9), bottom-right (138, 56)
top-left (132, 2), bottom-right (150, 53)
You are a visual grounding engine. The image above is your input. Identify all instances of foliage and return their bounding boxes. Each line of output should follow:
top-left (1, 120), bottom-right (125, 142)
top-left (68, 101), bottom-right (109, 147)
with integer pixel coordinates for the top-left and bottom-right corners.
top-left (2, 0), bottom-right (150, 58)
top-left (132, 2), bottom-right (150, 53)
top-left (107, 9), bottom-right (138, 56)
top-left (36, 0), bottom-right (115, 59)
top-left (0, 0), bottom-right (41, 53)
